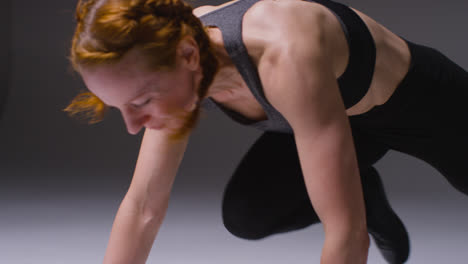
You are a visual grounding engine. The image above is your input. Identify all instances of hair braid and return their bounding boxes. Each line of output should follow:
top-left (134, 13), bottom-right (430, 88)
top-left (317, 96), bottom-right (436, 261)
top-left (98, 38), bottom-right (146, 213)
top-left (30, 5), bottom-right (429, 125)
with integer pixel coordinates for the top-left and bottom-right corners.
top-left (138, 0), bottom-right (193, 21)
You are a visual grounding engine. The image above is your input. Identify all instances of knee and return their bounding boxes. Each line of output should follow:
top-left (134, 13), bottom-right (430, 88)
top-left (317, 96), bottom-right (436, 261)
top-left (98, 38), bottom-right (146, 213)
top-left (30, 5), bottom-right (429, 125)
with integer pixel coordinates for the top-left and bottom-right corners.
top-left (222, 213), bottom-right (268, 240)
top-left (221, 195), bottom-right (271, 240)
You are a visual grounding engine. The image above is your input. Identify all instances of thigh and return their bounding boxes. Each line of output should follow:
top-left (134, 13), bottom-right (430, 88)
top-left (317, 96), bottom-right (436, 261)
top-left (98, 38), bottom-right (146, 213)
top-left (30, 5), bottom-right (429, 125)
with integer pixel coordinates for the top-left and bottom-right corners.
top-left (222, 129), bottom-right (390, 239)
top-left (222, 132), bottom-right (317, 239)
top-left (385, 41), bottom-right (468, 194)
top-left (350, 124), bottom-right (391, 170)
top-left (224, 132), bottom-right (308, 210)
top-left (224, 128), bottom-right (390, 204)
top-left (353, 40), bottom-right (468, 195)
top-left (395, 126), bottom-right (468, 196)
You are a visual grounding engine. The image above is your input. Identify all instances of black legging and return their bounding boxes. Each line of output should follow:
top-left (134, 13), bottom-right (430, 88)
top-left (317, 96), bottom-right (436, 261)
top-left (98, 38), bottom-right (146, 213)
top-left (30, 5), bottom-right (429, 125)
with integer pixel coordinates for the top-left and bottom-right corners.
top-left (221, 40), bottom-right (468, 262)
top-left (222, 131), bottom-right (391, 238)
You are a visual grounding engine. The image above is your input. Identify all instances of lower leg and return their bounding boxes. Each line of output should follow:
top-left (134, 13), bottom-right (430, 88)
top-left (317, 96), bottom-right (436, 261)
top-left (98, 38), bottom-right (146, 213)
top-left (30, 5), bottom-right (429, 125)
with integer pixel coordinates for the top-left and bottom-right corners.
top-left (362, 166), bottom-right (410, 264)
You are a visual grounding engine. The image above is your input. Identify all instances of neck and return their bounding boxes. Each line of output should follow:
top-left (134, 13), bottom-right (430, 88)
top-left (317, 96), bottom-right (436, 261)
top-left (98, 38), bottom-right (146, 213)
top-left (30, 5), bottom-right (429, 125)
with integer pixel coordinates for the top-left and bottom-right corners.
top-left (204, 27), bottom-right (243, 101)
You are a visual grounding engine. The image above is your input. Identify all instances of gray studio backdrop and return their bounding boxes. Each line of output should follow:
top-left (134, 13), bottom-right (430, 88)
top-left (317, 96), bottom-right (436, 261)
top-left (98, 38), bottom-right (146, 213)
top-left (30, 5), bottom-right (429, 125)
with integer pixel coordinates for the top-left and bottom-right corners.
top-left (0, 0), bottom-right (11, 118)
top-left (1, 0), bottom-right (467, 264)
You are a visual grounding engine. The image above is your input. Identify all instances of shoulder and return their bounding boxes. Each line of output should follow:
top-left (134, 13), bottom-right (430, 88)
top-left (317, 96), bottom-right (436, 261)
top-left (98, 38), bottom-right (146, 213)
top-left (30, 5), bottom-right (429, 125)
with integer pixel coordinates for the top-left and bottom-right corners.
top-left (244, 0), bottom-right (330, 42)
top-left (243, 1), bottom-right (348, 128)
top-left (241, 0), bottom-right (336, 65)
top-left (243, 0), bottom-right (336, 80)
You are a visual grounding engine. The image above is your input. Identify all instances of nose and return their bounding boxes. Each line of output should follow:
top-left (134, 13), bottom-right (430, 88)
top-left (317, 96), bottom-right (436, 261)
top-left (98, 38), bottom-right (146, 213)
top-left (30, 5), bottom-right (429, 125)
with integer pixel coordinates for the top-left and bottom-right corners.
top-left (121, 109), bottom-right (149, 135)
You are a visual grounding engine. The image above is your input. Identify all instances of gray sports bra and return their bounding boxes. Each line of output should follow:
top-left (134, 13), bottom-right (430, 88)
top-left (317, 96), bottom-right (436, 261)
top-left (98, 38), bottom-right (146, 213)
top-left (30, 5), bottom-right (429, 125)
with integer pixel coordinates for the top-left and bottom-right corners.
top-left (200, 0), bottom-right (376, 133)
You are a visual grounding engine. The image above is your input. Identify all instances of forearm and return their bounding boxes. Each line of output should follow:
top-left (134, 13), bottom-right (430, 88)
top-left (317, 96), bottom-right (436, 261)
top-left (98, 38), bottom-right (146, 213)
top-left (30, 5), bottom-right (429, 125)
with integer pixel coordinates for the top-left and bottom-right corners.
top-left (297, 129), bottom-right (369, 263)
top-left (103, 195), bottom-right (168, 264)
top-left (318, 152), bottom-right (369, 264)
top-left (316, 160), bottom-right (370, 264)
top-left (294, 119), bottom-right (369, 263)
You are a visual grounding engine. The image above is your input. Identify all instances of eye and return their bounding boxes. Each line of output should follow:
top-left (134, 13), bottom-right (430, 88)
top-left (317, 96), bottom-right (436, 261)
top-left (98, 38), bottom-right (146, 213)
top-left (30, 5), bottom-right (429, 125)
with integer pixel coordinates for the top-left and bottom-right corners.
top-left (132, 98), bottom-right (152, 108)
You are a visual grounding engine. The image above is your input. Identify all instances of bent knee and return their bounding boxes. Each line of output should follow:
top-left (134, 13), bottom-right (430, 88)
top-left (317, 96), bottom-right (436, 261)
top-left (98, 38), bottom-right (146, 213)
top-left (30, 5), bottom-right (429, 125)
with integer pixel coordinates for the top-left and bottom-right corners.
top-left (222, 205), bottom-right (272, 240)
top-left (221, 194), bottom-right (274, 240)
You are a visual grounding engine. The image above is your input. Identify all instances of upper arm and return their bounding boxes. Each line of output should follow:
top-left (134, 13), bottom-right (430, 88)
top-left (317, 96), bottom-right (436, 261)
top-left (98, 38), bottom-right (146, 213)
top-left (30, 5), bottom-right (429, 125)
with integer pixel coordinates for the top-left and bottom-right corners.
top-left (264, 45), bottom-right (365, 232)
top-left (252, 1), bottom-right (349, 152)
top-left (125, 129), bottom-right (189, 216)
top-left (252, 3), bottom-right (367, 232)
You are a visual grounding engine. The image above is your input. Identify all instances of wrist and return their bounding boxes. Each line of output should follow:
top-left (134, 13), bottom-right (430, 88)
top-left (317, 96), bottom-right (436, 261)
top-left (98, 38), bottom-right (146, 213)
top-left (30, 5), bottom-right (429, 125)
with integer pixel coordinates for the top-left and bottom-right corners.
top-left (321, 231), bottom-right (369, 264)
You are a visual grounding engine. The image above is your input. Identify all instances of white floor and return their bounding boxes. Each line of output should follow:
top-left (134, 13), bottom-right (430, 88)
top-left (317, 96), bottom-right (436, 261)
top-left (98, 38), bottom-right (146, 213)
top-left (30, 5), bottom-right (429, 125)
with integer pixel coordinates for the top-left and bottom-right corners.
top-left (1, 187), bottom-right (467, 264)
top-left (1, 141), bottom-right (467, 264)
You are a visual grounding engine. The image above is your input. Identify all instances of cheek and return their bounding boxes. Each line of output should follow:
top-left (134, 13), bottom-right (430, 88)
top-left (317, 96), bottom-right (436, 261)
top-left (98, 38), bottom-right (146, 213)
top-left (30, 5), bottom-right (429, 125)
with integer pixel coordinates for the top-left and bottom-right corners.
top-left (147, 96), bottom-right (189, 117)
top-left (167, 94), bottom-right (194, 114)
top-left (146, 101), bottom-right (173, 116)
top-left (167, 84), bottom-right (197, 111)
top-left (151, 73), bottom-right (196, 115)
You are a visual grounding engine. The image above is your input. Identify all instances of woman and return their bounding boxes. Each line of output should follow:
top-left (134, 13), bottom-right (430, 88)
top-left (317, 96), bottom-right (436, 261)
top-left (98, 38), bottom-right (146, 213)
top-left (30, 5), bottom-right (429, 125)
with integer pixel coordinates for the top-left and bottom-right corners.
top-left (65, 0), bottom-right (468, 263)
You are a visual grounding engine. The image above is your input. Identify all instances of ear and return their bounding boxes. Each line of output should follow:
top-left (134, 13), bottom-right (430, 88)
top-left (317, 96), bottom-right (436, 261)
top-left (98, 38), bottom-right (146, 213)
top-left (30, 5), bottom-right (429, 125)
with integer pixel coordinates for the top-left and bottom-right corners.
top-left (177, 36), bottom-right (200, 71)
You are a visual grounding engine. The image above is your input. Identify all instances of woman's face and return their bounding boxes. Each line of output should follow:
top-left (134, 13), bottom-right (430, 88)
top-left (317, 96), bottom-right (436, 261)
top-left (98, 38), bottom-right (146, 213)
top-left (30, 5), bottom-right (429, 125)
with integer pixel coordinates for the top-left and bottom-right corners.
top-left (80, 44), bottom-right (203, 135)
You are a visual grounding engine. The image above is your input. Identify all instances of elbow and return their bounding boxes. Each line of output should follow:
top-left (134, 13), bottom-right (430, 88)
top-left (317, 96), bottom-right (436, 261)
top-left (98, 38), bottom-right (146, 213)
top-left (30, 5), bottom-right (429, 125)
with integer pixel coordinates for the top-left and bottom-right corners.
top-left (123, 192), bottom-right (169, 226)
top-left (141, 200), bottom-right (169, 227)
top-left (141, 206), bottom-right (167, 227)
